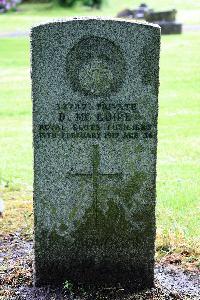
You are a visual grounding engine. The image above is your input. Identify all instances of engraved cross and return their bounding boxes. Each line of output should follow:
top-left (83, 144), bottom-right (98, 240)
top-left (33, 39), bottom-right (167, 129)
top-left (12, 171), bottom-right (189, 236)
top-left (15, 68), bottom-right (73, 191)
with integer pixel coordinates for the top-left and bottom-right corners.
top-left (66, 144), bottom-right (122, 224)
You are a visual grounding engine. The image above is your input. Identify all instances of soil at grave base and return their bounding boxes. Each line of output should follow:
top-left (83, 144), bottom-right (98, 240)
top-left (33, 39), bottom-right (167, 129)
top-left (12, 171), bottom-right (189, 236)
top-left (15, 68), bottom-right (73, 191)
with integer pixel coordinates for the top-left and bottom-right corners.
top-left (0, 233), bottom-right (199, 300)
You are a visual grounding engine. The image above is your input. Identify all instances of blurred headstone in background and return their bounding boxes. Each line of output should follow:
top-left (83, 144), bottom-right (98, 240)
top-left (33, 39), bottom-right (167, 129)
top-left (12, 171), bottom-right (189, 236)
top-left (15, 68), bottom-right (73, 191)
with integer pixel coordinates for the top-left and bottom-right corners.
top-left (117, 8), bottom-right (135, 19)
top-left (146, 9), bottom-right (182, 34)
top-left (117, 3), bottom-right (182, 35)
top-left (134, 3), bottom-right (152, 19)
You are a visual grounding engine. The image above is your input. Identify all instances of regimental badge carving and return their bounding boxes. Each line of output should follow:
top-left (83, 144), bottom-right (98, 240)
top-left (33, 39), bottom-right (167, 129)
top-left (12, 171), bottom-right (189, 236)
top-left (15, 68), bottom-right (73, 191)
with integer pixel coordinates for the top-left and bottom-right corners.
top-left (66, 36), bottom-right (126, 96)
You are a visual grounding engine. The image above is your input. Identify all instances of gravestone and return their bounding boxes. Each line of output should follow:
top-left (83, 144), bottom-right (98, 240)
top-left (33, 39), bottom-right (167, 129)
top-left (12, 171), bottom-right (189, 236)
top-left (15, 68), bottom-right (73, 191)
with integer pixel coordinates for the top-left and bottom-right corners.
top-left (31, 18), bottom-right (160, 290)
top-left (134, 3), bottom-right (151, 19)
top-left (146, 10), bottom-right (182, 34)
top-left (117, 9), bottom-right (135, 19)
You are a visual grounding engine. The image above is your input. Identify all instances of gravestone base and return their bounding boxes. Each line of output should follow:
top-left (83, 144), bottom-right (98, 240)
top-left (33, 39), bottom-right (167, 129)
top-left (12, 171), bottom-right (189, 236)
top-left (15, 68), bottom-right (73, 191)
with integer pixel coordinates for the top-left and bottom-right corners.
top-left (35, 260), bottom-right (154, 291)
top-left (34, 205), bottom-right (155, 290)
top-left (158, 21), bottom-right (182, 34)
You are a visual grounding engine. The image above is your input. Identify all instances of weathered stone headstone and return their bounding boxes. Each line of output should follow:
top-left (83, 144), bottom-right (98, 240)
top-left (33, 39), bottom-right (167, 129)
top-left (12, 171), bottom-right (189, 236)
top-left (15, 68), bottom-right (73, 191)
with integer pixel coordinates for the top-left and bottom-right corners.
top-left (31, 18), bottom-right (160, 290)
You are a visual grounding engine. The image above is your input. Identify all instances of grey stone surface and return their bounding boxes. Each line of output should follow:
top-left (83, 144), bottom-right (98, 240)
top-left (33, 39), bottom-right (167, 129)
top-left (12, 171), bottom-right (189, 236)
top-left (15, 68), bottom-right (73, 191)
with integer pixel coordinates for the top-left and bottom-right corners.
top-left (31, 17), bottom-right (160, 290)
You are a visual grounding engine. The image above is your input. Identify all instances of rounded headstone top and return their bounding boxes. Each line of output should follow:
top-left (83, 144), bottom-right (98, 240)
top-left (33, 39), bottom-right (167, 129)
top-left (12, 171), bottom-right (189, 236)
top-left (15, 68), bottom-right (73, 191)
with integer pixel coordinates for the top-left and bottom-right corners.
top-left (31, 16), bottom-right (161, 32)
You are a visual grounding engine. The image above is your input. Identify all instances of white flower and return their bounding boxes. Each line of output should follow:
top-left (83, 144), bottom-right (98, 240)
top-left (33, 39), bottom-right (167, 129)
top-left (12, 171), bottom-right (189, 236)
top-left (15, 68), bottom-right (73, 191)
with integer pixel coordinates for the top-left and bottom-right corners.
top-left (0, 198), bottom-right (4, 217)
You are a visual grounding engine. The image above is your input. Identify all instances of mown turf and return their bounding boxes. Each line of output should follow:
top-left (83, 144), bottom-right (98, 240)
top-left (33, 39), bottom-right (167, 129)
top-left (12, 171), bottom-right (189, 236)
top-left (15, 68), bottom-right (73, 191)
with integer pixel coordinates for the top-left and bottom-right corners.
top-left (156, 33), bottom-right (200, 251)
top-left (0, 31), bottom-right (199, 255)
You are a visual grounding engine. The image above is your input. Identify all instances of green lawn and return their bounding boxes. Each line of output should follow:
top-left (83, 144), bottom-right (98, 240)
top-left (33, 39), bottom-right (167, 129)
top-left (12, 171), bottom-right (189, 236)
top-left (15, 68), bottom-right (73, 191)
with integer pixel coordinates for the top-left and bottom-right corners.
top-left (0, 0), bottom-right (200, 34)
top-left (0, 32), bottom-right (200, 253)
top-left (157, 33), bottom-right (200, 251)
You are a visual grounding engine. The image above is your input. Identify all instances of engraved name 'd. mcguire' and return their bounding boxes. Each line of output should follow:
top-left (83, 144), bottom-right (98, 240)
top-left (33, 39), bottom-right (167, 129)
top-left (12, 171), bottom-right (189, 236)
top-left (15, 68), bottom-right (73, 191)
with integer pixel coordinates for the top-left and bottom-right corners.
top-left (37, 101), bottom-right (155, 140)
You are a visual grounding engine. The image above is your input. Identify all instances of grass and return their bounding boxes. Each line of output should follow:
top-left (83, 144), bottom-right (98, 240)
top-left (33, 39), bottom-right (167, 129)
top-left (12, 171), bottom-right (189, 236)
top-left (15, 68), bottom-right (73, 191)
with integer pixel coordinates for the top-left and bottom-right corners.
top-left (0, 190), bottom-right (33, 237)
top-left (0, 38), bottom-right (32, 186)
top-left (0, 0), bottom-right (200, 34)
top-left (0, 29), bottom-right (199, 259)
top-left (157, 33), bottom-right (200, 250)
